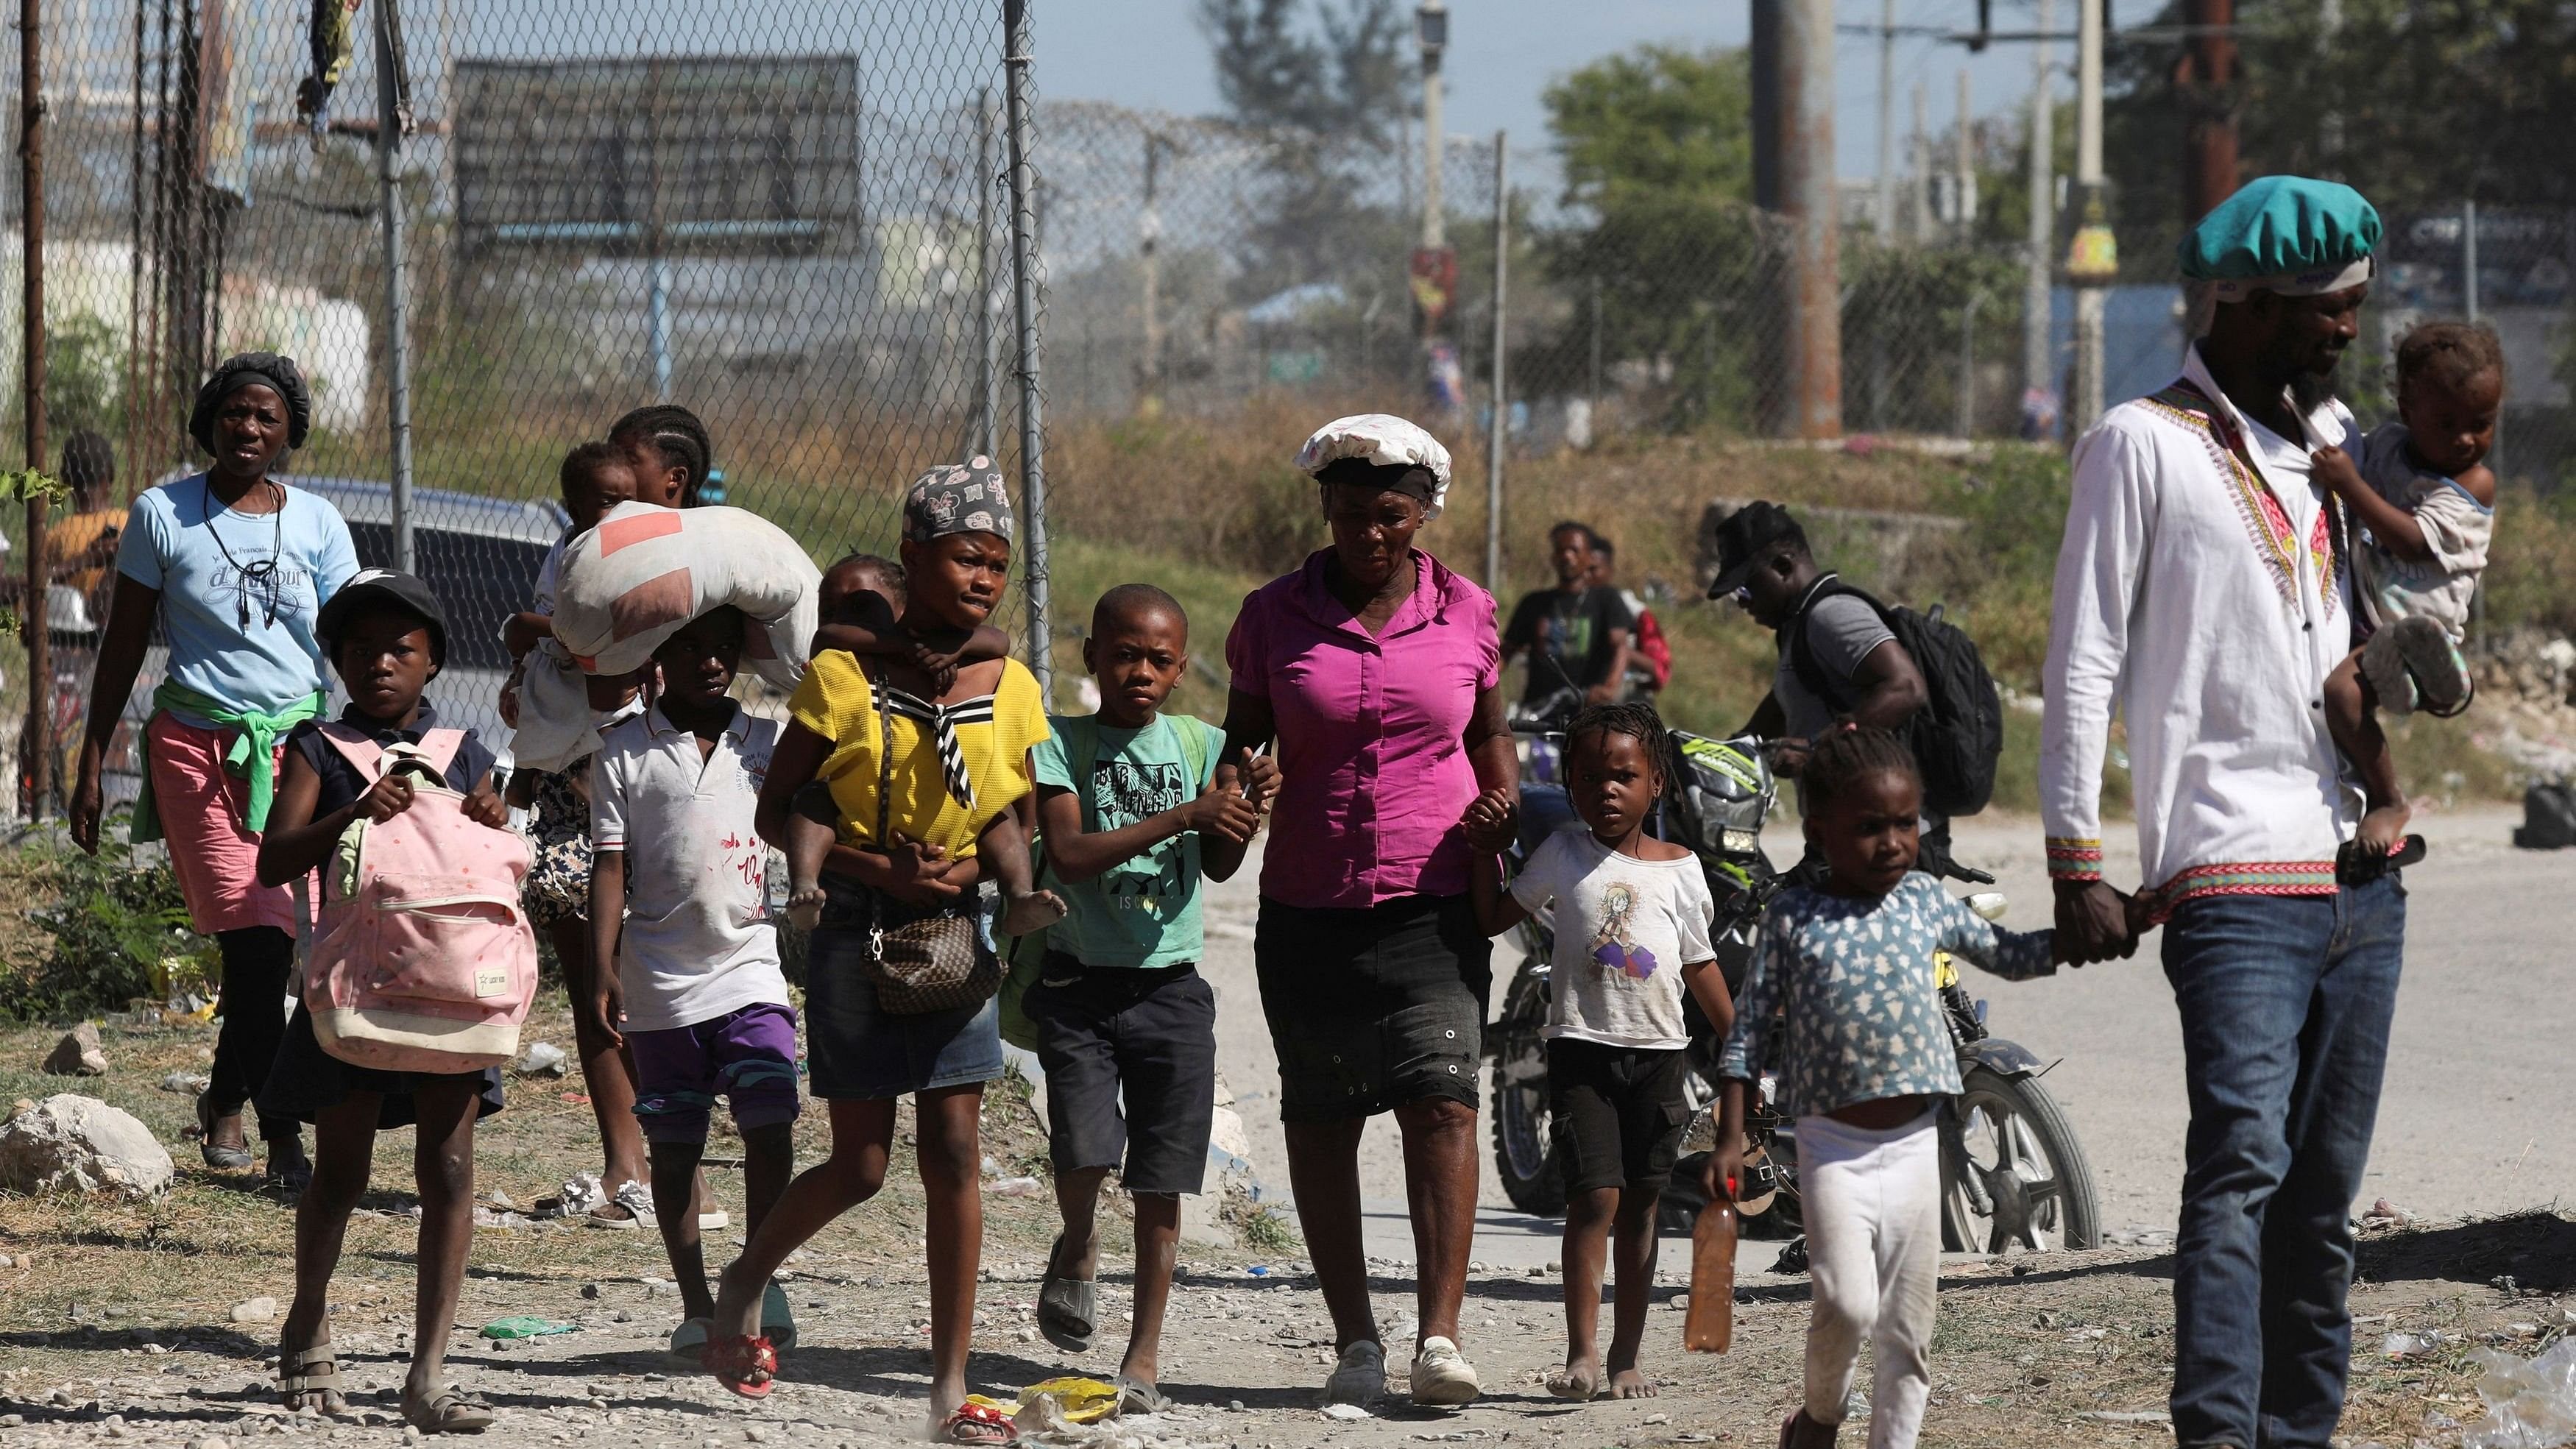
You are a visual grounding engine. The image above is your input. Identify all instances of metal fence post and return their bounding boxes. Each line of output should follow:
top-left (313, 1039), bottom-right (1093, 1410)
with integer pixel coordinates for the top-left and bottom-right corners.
top-left (375, 0), bottom-right (415, 574)
top-left (977, 85), bottom-right (999, 462)
top-left (18, 0), bottom-right (49, 818)
top-left (1002, 0), bottom-right (1052, 701)
top-left (1484, 132), bottom-right (1505, 593)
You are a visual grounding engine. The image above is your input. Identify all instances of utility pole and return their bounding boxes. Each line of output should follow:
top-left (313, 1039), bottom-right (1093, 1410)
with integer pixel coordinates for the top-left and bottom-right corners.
top-left (1955, 70), bottom-right (1977, 238)
top-left (18, 0), bottom-right (48, 818)
top-left (1002, 0), bottom-right (1052, 701)
top-left (2068, 0), bottom-right (2110, 429)
top-left (1874, 0), bottom-right (1897, 236)
top-left (1484, 133), bottom-right (1506, 592)
top-left (2179, 0), bottom-right (2238, 223)
top-left (2023, 0), bottom-right (2055, 430)
top-left (375, 0), bottom-right (415, 575)
top-left (1910, 82), bottom-right (1930, 242)
top-left (1138, 129), bottom-right (1163, 414)
top-left (1419, 1), bottom-right (1445, 253)
top-left (1785, 0), bottom-right (1839, 438)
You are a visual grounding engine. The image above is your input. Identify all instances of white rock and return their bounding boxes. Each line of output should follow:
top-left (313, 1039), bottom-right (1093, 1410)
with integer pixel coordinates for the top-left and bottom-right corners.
top-left (232, 1298), bottom-right (278, 1325)
top-left (0, 1094), bottom-right (175, 1200)
top-left (1320, 1403), bottom-right (1373, 1421)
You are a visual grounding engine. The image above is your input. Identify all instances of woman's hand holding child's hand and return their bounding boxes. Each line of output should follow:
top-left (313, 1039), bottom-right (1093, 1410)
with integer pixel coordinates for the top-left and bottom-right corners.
top-left (1460, 787), bottom-right (1516, 854)
top-left (355, 773), bottom-right (416, 823)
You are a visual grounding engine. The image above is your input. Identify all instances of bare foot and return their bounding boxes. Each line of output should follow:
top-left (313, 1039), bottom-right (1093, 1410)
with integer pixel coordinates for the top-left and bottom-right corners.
top-left (1607, 1364), bottom-right (1657, 1399)
top-left (999, 888), bottom-right (1068, 937)
top-left (1545, 1354), bottom-right (1599, 1401)
top-left (2358, 801), bottom-right (2411, 859)
top-left (785, 882), bottom-right (824, 932)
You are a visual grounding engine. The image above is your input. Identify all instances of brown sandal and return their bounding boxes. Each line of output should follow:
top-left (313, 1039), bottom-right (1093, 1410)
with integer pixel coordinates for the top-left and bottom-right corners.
top-left (276, 1342), bottom-right (343, 1413)
top-left (403, 1384), bottom-right (495, 1434)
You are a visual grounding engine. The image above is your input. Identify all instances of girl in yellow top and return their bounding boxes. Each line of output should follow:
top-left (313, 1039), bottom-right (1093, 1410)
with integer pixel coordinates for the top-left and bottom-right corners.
top-left (707, 458), bottom-right (1047, 1445)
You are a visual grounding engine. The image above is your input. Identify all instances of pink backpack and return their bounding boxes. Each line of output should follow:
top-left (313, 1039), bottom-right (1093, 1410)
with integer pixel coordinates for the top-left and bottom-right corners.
top-left (302, 723), bottom-right (539, 1073)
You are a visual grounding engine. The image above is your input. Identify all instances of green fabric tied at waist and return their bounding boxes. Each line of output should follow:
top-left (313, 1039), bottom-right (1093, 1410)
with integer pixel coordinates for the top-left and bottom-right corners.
top-left (129, 684), bottom-right (327, 843)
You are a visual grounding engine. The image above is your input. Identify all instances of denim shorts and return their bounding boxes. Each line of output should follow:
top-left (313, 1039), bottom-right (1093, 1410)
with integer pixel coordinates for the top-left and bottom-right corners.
top-left (803, 882), bottom-right (1004, 1101)
top-left (1253, 893), bottom-right (1491, 1122)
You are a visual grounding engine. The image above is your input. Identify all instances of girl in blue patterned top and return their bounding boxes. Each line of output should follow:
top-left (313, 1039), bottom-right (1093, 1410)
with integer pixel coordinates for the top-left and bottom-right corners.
top-left (1713, 726), bottom-right (2081, 1449)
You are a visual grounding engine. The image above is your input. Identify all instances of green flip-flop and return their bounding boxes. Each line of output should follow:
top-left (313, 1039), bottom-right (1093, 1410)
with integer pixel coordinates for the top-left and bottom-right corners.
top-left (761, 1280), bottom-right (798, 1353)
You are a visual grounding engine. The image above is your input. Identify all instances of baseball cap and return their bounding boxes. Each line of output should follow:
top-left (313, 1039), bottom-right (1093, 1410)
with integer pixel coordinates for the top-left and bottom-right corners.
top-left (1705, 501), bottom-right (1808, 599)
top-left (316, 567), bottom-right (450, 666)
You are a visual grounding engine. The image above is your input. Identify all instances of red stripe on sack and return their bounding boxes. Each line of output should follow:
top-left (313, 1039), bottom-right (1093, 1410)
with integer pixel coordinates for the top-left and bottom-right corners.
top-left (598, 510), bottom-right (684, 556)
top-left (609, 569), bottom-right (695, 642)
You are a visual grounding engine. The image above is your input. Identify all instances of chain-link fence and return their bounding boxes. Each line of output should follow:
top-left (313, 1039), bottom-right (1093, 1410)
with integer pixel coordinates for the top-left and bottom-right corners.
top-left (2, 0), bottom-right (1045, 818)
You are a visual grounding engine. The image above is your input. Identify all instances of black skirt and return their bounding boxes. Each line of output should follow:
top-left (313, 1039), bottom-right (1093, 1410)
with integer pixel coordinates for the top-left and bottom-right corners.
top-left (257, 1004), bottom-right (506, 1130)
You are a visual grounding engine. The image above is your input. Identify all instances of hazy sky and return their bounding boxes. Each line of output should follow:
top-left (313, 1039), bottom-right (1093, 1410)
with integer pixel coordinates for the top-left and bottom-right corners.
top-left (1036, 0), bottom-right (2173, 185)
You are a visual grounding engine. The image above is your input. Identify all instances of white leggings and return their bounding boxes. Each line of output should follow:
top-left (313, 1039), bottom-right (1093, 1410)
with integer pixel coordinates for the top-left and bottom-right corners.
top-left (1796, 1110), bottom-right (1940, 1449)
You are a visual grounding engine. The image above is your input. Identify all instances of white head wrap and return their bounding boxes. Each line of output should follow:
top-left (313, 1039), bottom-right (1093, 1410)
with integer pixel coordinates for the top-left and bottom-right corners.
top-left (1294, 413), bottom-right (1454, 520)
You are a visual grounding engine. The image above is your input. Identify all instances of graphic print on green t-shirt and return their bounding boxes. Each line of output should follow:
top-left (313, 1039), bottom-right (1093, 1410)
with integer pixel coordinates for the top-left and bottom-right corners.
top-left (1031, 712), bottom-right (1217, 969)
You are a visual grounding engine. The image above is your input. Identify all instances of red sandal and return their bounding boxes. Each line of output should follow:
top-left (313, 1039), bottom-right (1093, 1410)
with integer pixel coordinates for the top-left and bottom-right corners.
top-left (936, 1401), bottom-right (1019, 1444)
top-left (705, 1333), bottom-right (777, 1399)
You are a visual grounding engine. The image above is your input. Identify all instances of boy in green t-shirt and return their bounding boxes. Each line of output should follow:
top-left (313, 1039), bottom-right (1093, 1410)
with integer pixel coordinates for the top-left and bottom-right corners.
top-left (1027, 584), bottom-right (1266, 1411)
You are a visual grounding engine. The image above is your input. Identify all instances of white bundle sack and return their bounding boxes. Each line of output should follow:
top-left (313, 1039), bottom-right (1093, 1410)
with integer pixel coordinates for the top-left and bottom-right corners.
top-left (551, 501), bottom-right (820, 687)
top-left (505, 642), bottom-right (599, 776)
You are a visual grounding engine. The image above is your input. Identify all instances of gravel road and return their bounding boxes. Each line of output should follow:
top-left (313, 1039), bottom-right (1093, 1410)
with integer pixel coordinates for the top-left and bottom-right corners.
top-left (1201, 802), bottom-right (2576, 1258)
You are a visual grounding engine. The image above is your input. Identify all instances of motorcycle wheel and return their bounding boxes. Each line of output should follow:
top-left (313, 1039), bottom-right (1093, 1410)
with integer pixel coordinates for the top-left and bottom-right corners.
top-left (1941, 1066), bottom-right (2101, 1253)
top-left (1488, 974), bottom-right (1565, 1217)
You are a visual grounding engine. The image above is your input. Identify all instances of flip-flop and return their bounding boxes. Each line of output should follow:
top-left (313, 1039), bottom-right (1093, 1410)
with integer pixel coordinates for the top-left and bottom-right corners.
top-left (197, 1093), bottom-right (252, 1172)
top-left (1036, 1234), bottom-right (1096, 1353)
top-left (937, 1401), bottom-right (1019, 1444)
top-left (584, 1179), bottom-right (654, 1229)
top-left (668, 1317), bottom-right (712, 1363)
top-left (403, 1384), bottom-right (495, 1434)
top-left (706, 1333), bottom-right (777, 1399)
top-left (761, 1280), bottom-right (799, 1353)
top-left (1112, 1376), bottom-right (1171, 1417)
top-left (275, 1342), bottom-right (343, 1413)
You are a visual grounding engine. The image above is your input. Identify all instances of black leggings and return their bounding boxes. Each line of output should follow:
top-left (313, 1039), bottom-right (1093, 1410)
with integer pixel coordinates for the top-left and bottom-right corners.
top-left (208, 926), bottom-right (296, 1141)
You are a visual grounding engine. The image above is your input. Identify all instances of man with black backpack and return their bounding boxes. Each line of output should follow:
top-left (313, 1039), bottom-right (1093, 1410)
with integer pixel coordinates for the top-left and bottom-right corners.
top-left (1706, 501), bottom-right (2005, 876)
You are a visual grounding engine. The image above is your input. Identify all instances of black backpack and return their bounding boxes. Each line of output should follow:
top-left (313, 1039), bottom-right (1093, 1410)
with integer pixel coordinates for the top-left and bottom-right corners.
top-left (1787, 579), bottom-right (2005, 818)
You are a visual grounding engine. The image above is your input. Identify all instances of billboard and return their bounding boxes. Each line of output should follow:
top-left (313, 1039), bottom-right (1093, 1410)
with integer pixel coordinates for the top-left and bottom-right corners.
top-left (453, 55), bottom-right (863, 259)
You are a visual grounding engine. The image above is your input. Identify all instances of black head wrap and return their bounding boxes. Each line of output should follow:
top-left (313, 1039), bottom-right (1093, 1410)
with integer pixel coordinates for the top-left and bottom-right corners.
top-left (190, 352), bottom-right (312, 454)
top-left (1314, 456), bottom-right (1438, 506)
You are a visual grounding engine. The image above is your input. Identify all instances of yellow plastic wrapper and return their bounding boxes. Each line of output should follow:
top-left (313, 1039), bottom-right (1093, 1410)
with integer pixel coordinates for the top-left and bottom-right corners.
top-left (972, 1376), bottom-right (1121, 1428)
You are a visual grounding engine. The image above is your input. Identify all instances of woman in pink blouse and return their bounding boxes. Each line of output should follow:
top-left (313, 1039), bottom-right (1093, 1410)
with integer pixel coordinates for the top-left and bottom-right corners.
top-left (1220, 414), bottom-right (1518, 1409)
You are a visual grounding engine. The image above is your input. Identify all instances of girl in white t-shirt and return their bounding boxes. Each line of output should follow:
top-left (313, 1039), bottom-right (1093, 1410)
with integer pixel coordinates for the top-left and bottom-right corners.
top-left (1465, 701), bottom-right (1735, 1404)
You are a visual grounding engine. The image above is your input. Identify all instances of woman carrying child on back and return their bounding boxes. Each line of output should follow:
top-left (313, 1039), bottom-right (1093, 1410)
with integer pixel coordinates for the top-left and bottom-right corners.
top-left (707, 461), bottom-right (1049, 1443)
top-left (1715, 726), bottom-right (2084, 1449)
top-left (252, 571), bottom-right (511, 1434)
top-left (1463, 700), bottom-right (1734, 1405)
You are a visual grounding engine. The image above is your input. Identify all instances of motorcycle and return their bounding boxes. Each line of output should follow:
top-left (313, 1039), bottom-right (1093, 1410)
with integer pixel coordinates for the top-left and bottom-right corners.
top-left (1486, 711), bottom-right (2101, 1258)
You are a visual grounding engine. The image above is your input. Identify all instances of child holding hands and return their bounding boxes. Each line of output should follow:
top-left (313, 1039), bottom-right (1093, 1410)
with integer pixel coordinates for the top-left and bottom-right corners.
top-left (1465, 701), bottom-right (1734, 1404)
top-left (1713, 725), bottom-right (2082, 1449)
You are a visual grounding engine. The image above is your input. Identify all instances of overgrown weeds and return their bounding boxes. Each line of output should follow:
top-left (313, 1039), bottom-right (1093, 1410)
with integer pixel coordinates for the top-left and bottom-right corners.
top-left (1, 825), bottom-right (216, 1022)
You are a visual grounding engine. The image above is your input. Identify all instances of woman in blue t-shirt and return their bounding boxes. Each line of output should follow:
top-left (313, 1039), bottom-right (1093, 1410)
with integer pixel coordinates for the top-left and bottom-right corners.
top-left (69, 352), bottom-right (359, 1193)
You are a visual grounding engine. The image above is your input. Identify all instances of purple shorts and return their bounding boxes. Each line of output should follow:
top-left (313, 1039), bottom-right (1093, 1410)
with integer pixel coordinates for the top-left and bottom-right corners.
top-left (626, 1002), bottom-right (804, 1144)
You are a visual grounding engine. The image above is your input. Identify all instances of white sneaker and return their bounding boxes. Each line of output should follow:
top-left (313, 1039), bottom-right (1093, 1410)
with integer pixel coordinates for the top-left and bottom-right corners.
top-left (1323, 1339), bottom-right (1385, 1406)
top-left (1410, 1336), bottom-right (1482, 1406)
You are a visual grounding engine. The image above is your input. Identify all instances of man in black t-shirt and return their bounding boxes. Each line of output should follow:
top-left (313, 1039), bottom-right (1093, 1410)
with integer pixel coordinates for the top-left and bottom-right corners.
top-left (1501, 521), bottom-right (1633, 712)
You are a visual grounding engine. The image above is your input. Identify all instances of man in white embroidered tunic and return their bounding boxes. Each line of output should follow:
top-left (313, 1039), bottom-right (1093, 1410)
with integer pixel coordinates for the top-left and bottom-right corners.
top-left (2042, 175), bottom-right (2402, 1449)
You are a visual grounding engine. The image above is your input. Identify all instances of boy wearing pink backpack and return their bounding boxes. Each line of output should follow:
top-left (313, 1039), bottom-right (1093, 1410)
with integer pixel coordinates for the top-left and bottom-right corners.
top-left (255, 570), bottom-right (512, 1434)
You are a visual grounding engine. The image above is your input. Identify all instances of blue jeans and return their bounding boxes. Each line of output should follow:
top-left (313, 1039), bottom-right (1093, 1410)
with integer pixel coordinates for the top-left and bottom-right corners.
top-left (2161, 877), bottom-right (2405, 1448)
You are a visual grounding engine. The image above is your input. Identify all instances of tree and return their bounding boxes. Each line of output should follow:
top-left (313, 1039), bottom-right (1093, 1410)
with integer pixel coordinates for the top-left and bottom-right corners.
top-left (1195, 0), bottom-right (1415, 304)
top-left (1545, 44), bottom-right (1754, 210)
top-left (1198, 0), bottom-right (1412, 144)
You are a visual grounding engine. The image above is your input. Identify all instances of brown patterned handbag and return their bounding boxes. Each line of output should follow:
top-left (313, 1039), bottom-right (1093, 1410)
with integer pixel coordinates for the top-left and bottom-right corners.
top-left (860, 663), bottom-right (999, 1015)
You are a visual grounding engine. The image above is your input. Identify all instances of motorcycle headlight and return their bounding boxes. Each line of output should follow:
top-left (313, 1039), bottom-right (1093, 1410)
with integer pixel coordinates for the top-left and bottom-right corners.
top-left (1722, 827), bottom-right (1759, 854)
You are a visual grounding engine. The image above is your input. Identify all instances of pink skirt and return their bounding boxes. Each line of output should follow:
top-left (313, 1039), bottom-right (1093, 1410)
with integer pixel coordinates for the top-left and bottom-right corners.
top-left (146, 712), bottom-right (302, 937)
